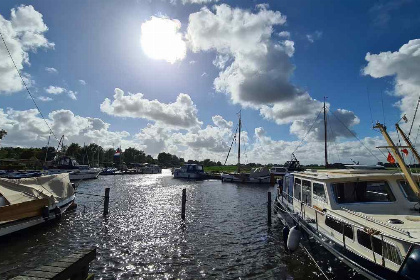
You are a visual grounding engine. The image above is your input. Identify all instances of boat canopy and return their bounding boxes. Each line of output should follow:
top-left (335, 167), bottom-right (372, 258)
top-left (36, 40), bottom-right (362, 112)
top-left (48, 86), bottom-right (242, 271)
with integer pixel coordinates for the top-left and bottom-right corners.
top-left (0, 174), bottom-right (74, 205)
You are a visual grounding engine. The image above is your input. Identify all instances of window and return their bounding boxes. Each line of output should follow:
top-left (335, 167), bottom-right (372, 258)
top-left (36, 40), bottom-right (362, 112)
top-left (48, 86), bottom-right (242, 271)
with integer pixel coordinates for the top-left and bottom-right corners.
top-left (302, 180), bottom-right (311, 205)
top-left (196, 165), bottom-right (203, 171)
top-left (294, 178), bottom-right (301, 201)
top-left (398, 181), bottom-right (419, 202)
top-left (332, 181), bottom-right (395, 203)
top-left (325, 216), bottom-right (353, 239)
top-left (313, 182), bottom-right (327, 203)
top-left (357, 230), bottom-right (402, 264)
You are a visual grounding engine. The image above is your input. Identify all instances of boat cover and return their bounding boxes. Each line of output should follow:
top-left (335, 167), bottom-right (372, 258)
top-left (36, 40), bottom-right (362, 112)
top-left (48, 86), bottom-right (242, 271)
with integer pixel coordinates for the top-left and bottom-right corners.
top-left (250, 167), bottom-right (270, 178)
top-left (0, 173), bottom-right (74, 205)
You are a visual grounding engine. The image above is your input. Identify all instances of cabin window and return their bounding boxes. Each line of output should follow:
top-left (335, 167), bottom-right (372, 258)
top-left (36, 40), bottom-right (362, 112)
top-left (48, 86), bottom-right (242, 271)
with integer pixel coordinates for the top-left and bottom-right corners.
top-left (325, 216), bottom-right (353, 239)
top-left (313, 182), bottom-right (327, 203)
top-left (332, 181), bottom-right (395, 203)
top-left (294, 178), bottom-right (301, 201)
top-left (196, 165), bottom-right (203, 171)
top-left (357, 230), bottom-right (402, 264)
top-left (398, 181), bottom-right (419, 202)
top-left (302, 180), bottom-right (311, 205)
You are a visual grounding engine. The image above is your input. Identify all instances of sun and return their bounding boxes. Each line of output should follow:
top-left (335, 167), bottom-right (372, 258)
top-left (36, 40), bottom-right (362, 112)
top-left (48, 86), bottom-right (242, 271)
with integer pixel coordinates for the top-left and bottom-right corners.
top-left (141, 16), bottom-right (187, 64)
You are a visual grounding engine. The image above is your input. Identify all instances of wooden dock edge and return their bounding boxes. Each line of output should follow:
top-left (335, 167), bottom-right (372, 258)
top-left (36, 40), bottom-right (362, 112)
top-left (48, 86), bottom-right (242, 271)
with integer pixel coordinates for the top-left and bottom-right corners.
top-left (11, 247), bottom-right (96, 280)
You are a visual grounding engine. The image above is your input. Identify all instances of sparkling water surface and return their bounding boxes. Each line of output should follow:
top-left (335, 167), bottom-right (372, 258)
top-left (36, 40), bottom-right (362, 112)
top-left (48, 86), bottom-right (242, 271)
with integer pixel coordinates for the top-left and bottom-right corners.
top-left (0, 170), bottom-right (355, 279)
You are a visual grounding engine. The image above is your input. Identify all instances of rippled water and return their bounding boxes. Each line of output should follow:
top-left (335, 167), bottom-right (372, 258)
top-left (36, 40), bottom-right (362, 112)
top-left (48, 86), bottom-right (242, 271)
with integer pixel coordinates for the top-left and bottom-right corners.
top-left (1, 170), bottom-right (338, 279)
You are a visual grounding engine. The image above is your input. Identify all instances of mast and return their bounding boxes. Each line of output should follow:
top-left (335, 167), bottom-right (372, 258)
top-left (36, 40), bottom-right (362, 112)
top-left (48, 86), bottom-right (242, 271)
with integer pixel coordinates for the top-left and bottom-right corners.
top-left (324, 97), bottom-right (328, 168)
top-left (237, 110), bottom-right (241, 173)
top-left (395, 124), bottom-right (420, 164)
top-left (374, 122), bottom-right (420, 197)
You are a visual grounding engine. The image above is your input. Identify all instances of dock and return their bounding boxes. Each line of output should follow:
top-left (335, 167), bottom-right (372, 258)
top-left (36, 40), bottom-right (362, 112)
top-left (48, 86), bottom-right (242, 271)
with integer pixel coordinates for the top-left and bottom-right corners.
top-left (11, 248), bottom-right (96, 280)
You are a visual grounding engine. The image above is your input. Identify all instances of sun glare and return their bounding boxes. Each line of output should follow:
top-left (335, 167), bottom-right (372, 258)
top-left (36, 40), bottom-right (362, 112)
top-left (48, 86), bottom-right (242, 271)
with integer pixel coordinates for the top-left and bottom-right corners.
top-left (141, 16), bottom-right (187, 64)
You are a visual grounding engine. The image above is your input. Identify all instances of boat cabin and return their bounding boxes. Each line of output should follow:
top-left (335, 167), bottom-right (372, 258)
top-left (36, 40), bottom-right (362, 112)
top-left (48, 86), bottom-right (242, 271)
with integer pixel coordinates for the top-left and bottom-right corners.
top-left (278, 169), bottom-right (420, 278)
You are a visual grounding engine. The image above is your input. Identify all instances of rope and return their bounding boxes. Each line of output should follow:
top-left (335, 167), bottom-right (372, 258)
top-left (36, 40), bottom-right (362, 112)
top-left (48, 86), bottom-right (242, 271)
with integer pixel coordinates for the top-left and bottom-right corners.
top-left (292, 108), bottom-right (323, 155)
top-left (330, 110), bottom-right (380, 162)
top-left (0, 30), bottom-right (59, 143)
top-left (381, 91), bottom-right (386, 126)
top-left (367, 86), bottom-right (374, 126)
top-left (224, 126), bottom-right (238, 165)
top-left (409, 96), bottom-right (420, 138)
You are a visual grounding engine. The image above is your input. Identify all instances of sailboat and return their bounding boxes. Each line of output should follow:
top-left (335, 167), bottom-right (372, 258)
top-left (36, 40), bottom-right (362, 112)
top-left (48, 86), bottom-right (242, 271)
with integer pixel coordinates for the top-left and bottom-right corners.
top-left (274, 99), bottom-right (420, 280)
top-left (221, 111), bottom-right (273, 184)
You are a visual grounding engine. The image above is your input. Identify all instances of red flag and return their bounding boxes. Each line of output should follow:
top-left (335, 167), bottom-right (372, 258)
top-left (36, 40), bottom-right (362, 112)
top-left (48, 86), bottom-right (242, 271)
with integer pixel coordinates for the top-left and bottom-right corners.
top-left (387, 153), bottom-right (395, 164)
top-left (402, 148), bottom-right (409, 156)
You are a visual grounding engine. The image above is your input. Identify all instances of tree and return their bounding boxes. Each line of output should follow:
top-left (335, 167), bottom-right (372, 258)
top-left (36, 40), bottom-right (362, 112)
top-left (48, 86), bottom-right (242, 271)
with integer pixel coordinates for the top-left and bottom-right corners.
top-left (66, 143), bottom-right (82, 158)
top-left (0, 129), bottom-right (7, 140)
top-left (123, 147), bottom-right (146, 164)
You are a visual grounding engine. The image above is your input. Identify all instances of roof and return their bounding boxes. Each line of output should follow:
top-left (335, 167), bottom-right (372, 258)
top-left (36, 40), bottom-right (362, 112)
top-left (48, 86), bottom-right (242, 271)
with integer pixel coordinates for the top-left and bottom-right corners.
top-left (291, 169), bottom-right (416, 181)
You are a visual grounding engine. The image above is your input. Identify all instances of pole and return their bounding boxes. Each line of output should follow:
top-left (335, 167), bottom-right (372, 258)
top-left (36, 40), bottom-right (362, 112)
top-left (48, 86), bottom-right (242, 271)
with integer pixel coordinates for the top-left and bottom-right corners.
top-left (267, 192), bottom-right (272, 227)
top-left (103, 188), bottom-right (110, 215)
top-left (375, 123), bottom-right (420, 197)
top-left (396, 124), bottom-right (420, 164)
top-left (237, 110), bottom-right (241, 173)
top-left (181, 188), bottom-right (186, 220)
top-left (324, 97), bottom-right (328, 168)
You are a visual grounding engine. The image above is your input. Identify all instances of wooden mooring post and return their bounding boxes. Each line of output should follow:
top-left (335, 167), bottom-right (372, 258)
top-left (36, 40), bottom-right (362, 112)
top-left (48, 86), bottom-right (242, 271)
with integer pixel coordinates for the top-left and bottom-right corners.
top-left (181, 188), bottom-right (186, 220)
top-left (267, 191), bottom-right (272, 227)
top-left (11, 248), bottom-right (96, 280)
top-left (103, 188), bottom-right (110, 216)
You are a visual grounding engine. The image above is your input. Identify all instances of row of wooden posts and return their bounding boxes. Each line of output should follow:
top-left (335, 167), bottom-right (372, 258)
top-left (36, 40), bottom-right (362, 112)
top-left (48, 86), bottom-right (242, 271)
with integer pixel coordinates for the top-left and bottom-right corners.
top-left (102, 188), bottom-right (272, 225)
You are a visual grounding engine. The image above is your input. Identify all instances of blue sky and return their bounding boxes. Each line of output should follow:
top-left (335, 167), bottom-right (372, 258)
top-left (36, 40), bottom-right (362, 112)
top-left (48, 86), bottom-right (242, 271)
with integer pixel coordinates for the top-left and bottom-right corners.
top-left (1, 0), bottom-right (420, 164)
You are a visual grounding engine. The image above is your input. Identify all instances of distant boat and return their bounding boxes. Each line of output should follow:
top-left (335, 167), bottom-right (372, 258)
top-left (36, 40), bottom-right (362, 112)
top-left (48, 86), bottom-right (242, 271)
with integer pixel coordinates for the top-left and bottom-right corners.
top-left (221, 111), bottom-right (274, 184)
top-left (47, 156), bottom-right (101, 181)
top-left (173, 164), bottom-right (204, 179)
top-left (0, 173), bottom-right (75, 237)
top-left (141, 164), bottom-right (162, 174)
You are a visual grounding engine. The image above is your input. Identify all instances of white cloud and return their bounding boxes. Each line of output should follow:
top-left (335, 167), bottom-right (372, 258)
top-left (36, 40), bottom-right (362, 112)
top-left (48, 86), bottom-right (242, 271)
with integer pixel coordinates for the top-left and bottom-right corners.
top-left (0, 5), bottom-right (54, 94)
top-left (278, 31), bottom-right (290, 39)
top-left (363, 39), bottom-right (420, 132)
top-left (79, 79), bottom-right (86, 85)
top-left (181, 0), bottom-right (219, 4)
top-left (37, 96), bottom-right (52, 102)
top-left (45, 67), bottom-right (57, 73)
top-left (212, 115), bottom-right (233, 129)
top-left (100, 88), bottom-right (203, 129)
top-left (306, 30), bottom-right (322, 43)
top-left (45, 86), bottom-right (65, 94)
top-left (141, 16), bottom-right (187, 63)
top-left (189, 60), bottom-right (196, 64)
top-left (201, 72), bottom-right (208, 77)
top-left (0, 108), bottom-right (132, 149)
top-left (67, 90), bottom-right (77, 100)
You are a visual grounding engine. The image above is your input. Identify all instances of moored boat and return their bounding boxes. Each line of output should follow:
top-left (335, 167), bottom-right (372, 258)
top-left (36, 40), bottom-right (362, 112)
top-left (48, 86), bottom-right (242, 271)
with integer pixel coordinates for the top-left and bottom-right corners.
top-left (173, 164), bottom-right (204, 179)
top-left (47, 156), bottom-right (101, 181)
top-left (0, 173), bottom-right (75, 237)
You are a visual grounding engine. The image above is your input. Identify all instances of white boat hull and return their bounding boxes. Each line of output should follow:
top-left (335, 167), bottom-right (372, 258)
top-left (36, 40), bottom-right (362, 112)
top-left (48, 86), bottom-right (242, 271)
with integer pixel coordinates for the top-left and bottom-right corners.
top-left (173, 172), bottom-right (202, 179)
top-left (221, 173), bottom-right (271, 184)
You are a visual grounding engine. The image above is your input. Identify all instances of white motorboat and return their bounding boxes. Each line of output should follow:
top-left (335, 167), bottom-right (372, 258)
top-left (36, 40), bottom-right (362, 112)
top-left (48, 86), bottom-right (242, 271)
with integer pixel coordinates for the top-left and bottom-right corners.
top-left (173, 164), bottom-right (204, 179)
top-left (48, 156), bottom-right (101, 181)
top-left (141, 164), bottom-right (162, 174)
top-left (0, 173), bottom-right (75, 237)
top-left (221, 166), bottom-right (272, 183)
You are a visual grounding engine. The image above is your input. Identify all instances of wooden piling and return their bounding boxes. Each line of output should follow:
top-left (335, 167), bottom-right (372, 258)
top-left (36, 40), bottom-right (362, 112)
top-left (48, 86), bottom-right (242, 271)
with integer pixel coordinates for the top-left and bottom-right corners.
top-left (103, 188), bottom-right (110, 216)
top-left (181, 188), bottom-right (186, 220)
top-left (267, 191), bottom-right (272, 227)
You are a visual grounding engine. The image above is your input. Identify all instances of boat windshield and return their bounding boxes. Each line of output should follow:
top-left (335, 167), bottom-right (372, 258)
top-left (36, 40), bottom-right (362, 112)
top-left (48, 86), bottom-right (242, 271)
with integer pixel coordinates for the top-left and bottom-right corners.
top-left (196, 165), bottom-right (203, 171)
top-left (398, 180), bottom-right (419, 202)
top-left (332, 181), bottom-right (396, 203)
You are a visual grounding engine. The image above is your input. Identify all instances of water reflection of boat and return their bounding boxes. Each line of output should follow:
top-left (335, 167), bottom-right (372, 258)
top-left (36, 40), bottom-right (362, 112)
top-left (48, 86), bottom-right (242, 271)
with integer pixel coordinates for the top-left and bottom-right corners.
top-left (0, 173), bottom-right (75, 237)
top-left (275, 100), bottom-right (420, 280)
top-left (173, 164), bottom-right (204, 179)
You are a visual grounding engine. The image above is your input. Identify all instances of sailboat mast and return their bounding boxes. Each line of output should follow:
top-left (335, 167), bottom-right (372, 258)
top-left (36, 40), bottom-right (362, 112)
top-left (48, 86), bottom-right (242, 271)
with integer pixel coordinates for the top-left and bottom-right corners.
top-left (396, 124), bottom-right (420, 164)
top-left (237, 110), bottom-right (241, 173)
top-left (324, 97), bottom-right (328, 168)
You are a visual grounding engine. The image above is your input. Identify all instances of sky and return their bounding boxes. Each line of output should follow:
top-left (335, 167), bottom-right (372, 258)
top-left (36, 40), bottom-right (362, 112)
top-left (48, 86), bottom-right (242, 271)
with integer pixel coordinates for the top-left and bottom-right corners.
top-left (0, 0), bottom-right (420, 165)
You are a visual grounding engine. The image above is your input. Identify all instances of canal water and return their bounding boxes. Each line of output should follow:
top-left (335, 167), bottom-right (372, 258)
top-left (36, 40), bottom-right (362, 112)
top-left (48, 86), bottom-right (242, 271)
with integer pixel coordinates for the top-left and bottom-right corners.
top-left (0, 170), bottom-right (359, 279)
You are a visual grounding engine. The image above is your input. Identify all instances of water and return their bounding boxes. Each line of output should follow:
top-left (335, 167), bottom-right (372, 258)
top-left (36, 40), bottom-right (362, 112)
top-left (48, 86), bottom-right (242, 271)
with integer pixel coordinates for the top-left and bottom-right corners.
top-left (0, 170), bottom-right (340, 279)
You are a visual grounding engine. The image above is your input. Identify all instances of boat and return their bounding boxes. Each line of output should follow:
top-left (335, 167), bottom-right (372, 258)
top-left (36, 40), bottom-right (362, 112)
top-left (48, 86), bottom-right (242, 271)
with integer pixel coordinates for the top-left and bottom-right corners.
top-left (274, 99), bottom-right (420, 280)
top-left (47, 156), bottom-right (101, 181)
top-left (173, 164), bottom-right (204, 179)
top-left (0, 173), bottom-right (75, 237)
top-left (221, 111), bottom-right (275, 184)
top-left (141, 164), bottom-right (162, 174)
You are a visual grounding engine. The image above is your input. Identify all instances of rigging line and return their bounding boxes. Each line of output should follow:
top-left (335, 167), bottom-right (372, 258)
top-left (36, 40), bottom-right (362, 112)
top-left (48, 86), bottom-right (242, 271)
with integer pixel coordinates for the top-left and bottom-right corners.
top-left (0, 31), bottom-right (59, 143)
top-left (224, 126), bottom-right (238, 165)
top-left (301, 246), bottom-right (331, 280)
top-left (409, 96), bottom-right (420, 138)
top-left (381, 91), bottom-right (386, 126)
top-left (330, 110), bottom-right (380, 162)
top-left (292, 108), bottom-right (323, 155)
top-left (367, 85), bottom-right (374, 126)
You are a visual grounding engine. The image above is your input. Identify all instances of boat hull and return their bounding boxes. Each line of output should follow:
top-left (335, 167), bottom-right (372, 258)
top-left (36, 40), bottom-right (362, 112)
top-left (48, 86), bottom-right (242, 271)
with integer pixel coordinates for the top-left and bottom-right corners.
top-left (221, 173), bottom-right (271, 184)
top-left (173, 172), bottom-right (203, 179)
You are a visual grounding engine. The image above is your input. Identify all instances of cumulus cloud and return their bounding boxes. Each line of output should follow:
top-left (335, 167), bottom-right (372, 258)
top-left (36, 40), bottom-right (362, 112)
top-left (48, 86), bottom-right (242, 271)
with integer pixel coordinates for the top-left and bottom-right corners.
top-left (278, 31), bottom-right (290, 39)
top-left (79, 79), bottom-right (86, 85)
top-left (45, 86), bottom-right (65, 94)
top-left (0, 5), bottom-right (54, 94)
top-left (67, 90), bottom-right (77, 100)
top-left (0, 108), bottom-right (132, 148)
top-left (363, 39), bottom-right (420, 132)
top-left (100, 88), bottom-right (203, 129)
top-left (141, 16), bottom-right (186, 63)
top-left (212, 115), bottom-right (233, 129)
top-left (45, 67), bottom-right (57, 73)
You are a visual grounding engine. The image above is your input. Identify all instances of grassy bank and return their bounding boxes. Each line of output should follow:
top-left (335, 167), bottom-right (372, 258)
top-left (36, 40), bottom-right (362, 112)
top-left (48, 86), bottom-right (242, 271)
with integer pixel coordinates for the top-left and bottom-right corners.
top-left (204, 165), bottom-right (252, 173)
